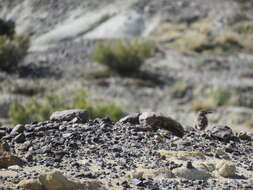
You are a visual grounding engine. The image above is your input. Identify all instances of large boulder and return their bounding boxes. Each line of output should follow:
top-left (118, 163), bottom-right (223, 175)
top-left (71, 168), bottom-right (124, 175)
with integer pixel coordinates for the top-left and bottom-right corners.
top-left (139, 112), bottom-right (184, 137)
top-left (50, 109), bottom-right (89, 123)
top-left (210, 125), bottom-right (234, 142)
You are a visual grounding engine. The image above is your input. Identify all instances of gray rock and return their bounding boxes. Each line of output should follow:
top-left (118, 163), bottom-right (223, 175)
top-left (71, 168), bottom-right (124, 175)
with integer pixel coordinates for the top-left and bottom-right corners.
top-left (139, 112), bottom-right (184, 137)
top-left (119, 113), bottom-right (140, 124)
top-left (0, 130), bottom-right (5, 138)
top-left (13, 133), bottom-right (26, 143)
top-left (8, 165), bottom-right (21, 171)
top-left (11, 124), bottom-right (25, 135)
top-left (50, 109), bottom-right (89, 123)
top-left (210, 125), bottom-right (234, 142)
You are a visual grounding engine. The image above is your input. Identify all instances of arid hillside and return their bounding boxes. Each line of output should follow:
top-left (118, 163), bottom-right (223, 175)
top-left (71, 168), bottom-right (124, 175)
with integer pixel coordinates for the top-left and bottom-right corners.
top-left (0, 0), bottom-right (253, 132)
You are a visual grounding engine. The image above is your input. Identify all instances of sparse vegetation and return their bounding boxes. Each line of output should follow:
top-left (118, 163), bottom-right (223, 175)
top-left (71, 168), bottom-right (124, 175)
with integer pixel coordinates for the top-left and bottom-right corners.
top-left (210, 89), bottom-right (232, 106)
top-left (9, 95), bottom-right (66, 124)
top-left (8, 90), bottom-right (124, 124)
top-left (151, 19), bottom-right (252, 55)
top-left (10, 82), bottom-right (45, 96)
top-left (234, 21), bottom-right (253, 34)
top-left (191, 88), bottom-right (233, 111)
top-left (0, 35), bottom-right (30, 72)
top-left (92, 40), bottom-right (155, 75)
top-left (238, 95), bottom-right (253, 108)
top-left (191, 98), bottom-right (216, 111)
top-left (171, 80), bottom-right (192, 99)
top-left (248, 62), bottom-right (253, 69)
top-left (245, 118), bottom-right (253, 129)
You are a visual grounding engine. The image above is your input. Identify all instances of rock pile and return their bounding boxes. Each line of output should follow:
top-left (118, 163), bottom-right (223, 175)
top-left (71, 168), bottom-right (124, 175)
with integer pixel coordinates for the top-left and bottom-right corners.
top-left (0, 110), bottom-right (252, 189)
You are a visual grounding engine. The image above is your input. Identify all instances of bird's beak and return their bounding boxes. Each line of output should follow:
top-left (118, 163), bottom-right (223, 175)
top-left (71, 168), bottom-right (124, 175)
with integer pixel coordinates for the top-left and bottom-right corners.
top-left (206, 110), bottom-right (213, 114)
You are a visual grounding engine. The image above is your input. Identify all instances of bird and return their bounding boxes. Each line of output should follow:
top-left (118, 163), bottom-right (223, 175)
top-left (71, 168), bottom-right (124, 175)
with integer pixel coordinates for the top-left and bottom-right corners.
top-left (194, 110), bottom-right (213, 130)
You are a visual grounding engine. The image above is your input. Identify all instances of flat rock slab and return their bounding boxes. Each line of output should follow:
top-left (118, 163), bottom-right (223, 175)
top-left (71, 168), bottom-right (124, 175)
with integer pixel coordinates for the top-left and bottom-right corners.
top-left (50, 109), bottom-right (89, 123)
top-left (17, 170), bottom-right (105, 190)
top-left (173, 167), bottom-right (211, 180)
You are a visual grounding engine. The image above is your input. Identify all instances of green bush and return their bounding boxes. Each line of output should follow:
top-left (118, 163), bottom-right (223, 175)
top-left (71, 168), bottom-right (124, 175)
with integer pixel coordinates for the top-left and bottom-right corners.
top-left (9, 95), bottom-right (66, 124)
top-left (92, 40), bottom-right (155, 75)
top-left (238, 95), bottom-right (253, 108)
top-left (8, 90), bottom-right (124, 124)
top-left (0, 35), bottom-right (30, 72)
top-left (72, 90), bottom-right (124, 120)
top-left (171, 81), bottom-right (191, 98)
top-left (210, 89), bottom-right (232, 106)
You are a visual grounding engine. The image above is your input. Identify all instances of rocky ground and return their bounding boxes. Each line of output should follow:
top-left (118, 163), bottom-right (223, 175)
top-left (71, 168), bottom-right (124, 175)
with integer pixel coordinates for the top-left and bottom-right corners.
top-left (0, 0), bottom-right (253, 132)
top-left (0, 109), bottom-right (253, 190)
top-left (0, 1), bottom-right (253, 188)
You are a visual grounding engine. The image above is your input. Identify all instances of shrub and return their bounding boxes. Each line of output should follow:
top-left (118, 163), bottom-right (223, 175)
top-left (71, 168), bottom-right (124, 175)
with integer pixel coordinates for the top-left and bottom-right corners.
top-left (92, 40), bottom-right (155, 75)
top-left (9, 95), bottom-right (66, 124)
top-left (190, 98), bottom-right (216, 111)
top-left (171, 80), bottom-right (191, 98)
top-left (0, 35), bottom-right (30, 72)
top-left (210, 89), bottom-right (232, 106)
top-left (8, 90), bottom-right (124, 124)
top-left (245, 118), bottom-right (253, 129)
top-left (10, 82), bottom-right (45, 96)
top-left (72, 90), bottom-right (124, 120)
top-left (238, 95), bottom-right (253, 108)
top-left (92, 104), bottom-right (124, 121)
top-left (249, 62), bottom-right (253, 69)
top-left (191, 88), bottom-right (234, 111)
top-left (8, 100), bottom-right (30, 124)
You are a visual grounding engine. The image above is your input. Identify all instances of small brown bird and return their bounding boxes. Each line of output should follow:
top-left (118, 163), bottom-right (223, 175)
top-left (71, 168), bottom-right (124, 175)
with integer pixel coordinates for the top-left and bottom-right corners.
top-left (194, 110), bottom-right (213, 130)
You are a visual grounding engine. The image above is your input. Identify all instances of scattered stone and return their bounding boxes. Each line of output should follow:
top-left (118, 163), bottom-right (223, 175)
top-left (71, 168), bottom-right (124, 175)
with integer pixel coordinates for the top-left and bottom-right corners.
top-left (8, 165), bottom-right (21, 171)
top-left (210, 125), bottom-right (234, 142)
top-left (119, 113), bottom-right (140, 124)
top-left (50, 109), bottom-right (89, 123)
top-left (199, 163), bottom-right (216, 172)
top-left (217, 161), bottom-right (236, 177)
top-left (237, 132), bottom-right (251, 141)
top-left (0, 141), bottom-right (10, 151)
top-left (139, 112), bottom-right (184, 137)
top-left (11, 124), bottom-right (25, 135)
top-left (0, 130), bottom-right (5, 138)
top-left (0, 151), bottom-right (24, 168)
top-left (131, 178), bottom-right (142, 186)
top-left (24, 152), bottom-right (33, 162)
top-left (0, 111), bottom-right (252, 189)
top-left (13, 133), bottom-right (26, 143)
top-left (186, 161), bottom-right (194, 169)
